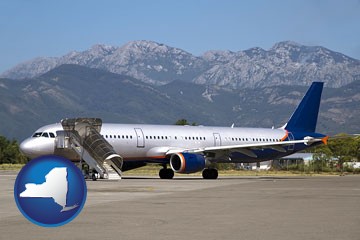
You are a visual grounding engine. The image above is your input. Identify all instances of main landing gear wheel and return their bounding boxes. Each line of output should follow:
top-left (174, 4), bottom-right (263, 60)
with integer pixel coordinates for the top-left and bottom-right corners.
top-left (159, 168), bottom-right (174, 179)
top-left (202, 168), bottom-right (218, 179)
top-left (91, 173), bottom-right (97, 181)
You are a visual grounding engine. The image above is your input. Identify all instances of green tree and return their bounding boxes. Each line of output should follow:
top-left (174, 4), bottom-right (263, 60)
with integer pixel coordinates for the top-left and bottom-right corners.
top-left (355, 136), bottom-right (360, 161)
top-left (0, 136), bottom-right (28, 164)
top-left (311, 134), bottom-right (360, 172)
top-left (327, 134), bottom-right (358, 171)
top-left (175, 119), bottom-right (197, 126)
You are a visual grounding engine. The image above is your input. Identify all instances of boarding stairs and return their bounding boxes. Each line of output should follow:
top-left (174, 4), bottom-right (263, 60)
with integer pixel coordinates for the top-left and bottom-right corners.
top-left (54, 118), bottom-right (123, 180)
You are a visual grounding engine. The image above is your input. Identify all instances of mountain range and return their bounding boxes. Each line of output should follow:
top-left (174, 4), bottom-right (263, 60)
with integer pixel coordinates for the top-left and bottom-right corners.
top-left (1, 63), bottom-right (359, 141)
top-left (2, 41), bottom-right (359, 89)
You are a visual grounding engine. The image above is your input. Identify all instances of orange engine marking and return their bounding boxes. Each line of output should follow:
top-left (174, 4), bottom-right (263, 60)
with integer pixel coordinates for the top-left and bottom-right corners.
top-left (178, 153), bottom-right (186, 173)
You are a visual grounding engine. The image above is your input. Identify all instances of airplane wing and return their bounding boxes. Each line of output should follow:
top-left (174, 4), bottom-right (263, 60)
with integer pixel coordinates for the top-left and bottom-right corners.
top-left (166, 137), bottom-right (326, 158)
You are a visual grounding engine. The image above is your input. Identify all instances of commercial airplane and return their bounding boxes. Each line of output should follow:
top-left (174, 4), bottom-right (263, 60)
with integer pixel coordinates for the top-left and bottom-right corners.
top-left (20, 82), bottom-right (328, 179)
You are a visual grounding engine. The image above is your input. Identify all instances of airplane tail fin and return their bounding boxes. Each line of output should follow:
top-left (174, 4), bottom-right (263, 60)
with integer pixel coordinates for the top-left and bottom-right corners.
top-left (284, 82), bottom-right (324, 133)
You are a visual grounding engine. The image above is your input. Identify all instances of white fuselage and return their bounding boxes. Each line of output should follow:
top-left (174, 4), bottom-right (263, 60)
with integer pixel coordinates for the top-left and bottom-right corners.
top-left (20, 122), bottom-right (288, 162)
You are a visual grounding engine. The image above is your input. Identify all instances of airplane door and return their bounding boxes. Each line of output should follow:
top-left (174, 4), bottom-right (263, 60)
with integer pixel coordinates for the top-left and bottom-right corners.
top-left (134, 128), bottom-right (145, 148)
top-left (288, 132), bottom-right (295, 151)
top-left (213, 133), bottom-right (221, 146)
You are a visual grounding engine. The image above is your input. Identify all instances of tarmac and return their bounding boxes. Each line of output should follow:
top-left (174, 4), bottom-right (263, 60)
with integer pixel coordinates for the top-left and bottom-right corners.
top-left (1, 172), bottom-right (359, 240)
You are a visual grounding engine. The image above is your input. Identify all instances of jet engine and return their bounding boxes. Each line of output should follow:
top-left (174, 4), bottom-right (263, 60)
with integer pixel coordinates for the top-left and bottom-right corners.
top-left (170, 153), bottom-right (206, 174)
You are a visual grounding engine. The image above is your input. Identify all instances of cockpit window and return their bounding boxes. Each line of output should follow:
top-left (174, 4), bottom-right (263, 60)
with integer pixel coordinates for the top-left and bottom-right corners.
top-left (32, 132), bottom-right (42, 137)
top-left (32, 132), bottom-right (56, 138)
top-left (42, 132), bottom-right (49, 138)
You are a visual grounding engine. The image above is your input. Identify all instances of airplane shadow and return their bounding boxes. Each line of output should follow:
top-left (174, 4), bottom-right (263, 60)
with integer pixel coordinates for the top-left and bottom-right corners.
top-left (119, 176), bottom-right (306, 181)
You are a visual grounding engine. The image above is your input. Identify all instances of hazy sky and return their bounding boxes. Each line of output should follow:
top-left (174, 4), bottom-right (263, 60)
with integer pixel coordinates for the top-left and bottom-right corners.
top-left (1, 0), bottom-right (359, 73)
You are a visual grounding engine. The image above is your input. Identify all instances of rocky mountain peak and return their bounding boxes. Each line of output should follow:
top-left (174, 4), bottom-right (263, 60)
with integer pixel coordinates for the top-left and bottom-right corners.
top-left (122, 40), bottom-right (168, 52)
top-left (201, 50), bottom-right (236, 63)
top-left (119, 40), bottom-right (191, 57)
top-left (89, 44), bottom-right (117, 55)
top-left (270, 41), bottom-right (356, 65)
top-left (271, 41), bottom-right (302, 50)
top-left (1, 41), bottom-right (359, 89)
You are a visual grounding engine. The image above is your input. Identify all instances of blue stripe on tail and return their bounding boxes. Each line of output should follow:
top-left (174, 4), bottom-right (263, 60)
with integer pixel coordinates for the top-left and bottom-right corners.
top-left (285, 82), bottom-right (324, 133)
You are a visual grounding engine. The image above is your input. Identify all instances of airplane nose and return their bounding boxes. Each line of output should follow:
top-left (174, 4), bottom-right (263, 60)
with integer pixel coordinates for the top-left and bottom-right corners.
top-left (19, 138), bottom-right (36, 158)
top-left (20, 137), bottom-right (55, 159)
